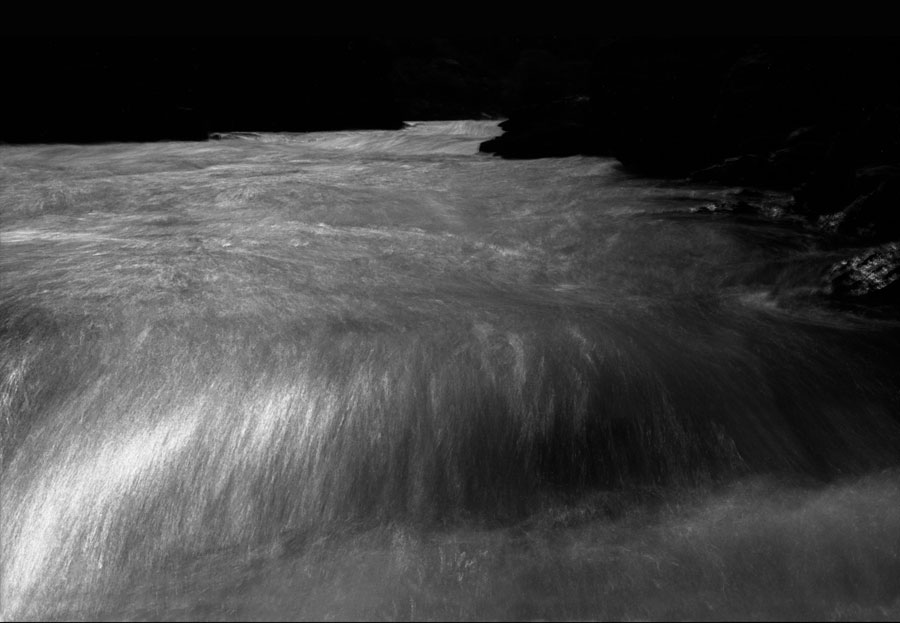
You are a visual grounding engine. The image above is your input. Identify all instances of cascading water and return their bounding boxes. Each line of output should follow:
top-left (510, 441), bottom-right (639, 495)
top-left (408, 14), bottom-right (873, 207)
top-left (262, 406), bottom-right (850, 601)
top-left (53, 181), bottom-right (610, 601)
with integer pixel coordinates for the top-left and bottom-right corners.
top-left (2, 121), bottom-right (899, 621)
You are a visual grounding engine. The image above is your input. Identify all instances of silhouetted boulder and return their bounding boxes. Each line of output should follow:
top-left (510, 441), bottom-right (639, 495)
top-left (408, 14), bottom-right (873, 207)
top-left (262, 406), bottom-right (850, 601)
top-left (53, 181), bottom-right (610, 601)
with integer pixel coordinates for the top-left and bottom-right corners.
top-left (818, 169), bottom-right (900, 242)
top-left (479, 95), bottom-right (600, 158)
top-left (583, 39), bottom-right (743, 175)
top-left (764, 126), bottom-right (832, 188)
top-left (690, 154), bottom-right (772, 186)
top-left (480, 119), bottom-right (598, 158)
top-left (484, 37), bottom-right (899, 210)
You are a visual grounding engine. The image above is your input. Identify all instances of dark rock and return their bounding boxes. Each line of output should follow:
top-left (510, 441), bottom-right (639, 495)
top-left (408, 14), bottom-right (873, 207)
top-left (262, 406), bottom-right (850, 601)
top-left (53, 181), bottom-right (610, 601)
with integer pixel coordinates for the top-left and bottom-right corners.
top-left (794, 105), bottom-right (900, 217)
top-left (480, 119), bottom-right (597, 159)
top-left (503, 47), bottom-right (594, 115)
top-left (688, 189), bottom-right (790, 218)
top-left (794, 167), bottom-right (858, 218)
top-left (487, 36), bottom-right (900, 232)
top-left (689, 154), bottom-right (772, 186)
top-left (477, 41), bottom-right (603, 159)
top-left (708, 45), bottom-right (844, 160)
top-left (586, 38), bottom-right (743, 175)
top-left (389, 48), bottom-right (504, 120)
top-left (765, 126), bottom-right (832, 188)
top-left (827, 172), bottom-right (900, 242)
top-left (385, 37), bottom-right (599, 124)
top-left (856, 164), bottom-right (900, 192)
top-left (480, 95), bottom-right (600, 158)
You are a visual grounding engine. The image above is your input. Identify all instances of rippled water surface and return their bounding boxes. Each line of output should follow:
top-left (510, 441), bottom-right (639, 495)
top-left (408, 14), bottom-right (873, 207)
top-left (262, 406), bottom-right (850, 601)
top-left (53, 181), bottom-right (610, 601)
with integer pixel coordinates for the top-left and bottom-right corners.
top-left (2, 121), bottom-right (899, 620)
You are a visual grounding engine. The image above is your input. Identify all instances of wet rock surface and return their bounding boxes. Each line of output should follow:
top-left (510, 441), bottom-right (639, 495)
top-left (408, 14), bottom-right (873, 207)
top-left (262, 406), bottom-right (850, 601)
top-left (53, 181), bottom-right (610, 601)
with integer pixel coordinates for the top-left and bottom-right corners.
top-left (825, 242), bottom-right (900, 309)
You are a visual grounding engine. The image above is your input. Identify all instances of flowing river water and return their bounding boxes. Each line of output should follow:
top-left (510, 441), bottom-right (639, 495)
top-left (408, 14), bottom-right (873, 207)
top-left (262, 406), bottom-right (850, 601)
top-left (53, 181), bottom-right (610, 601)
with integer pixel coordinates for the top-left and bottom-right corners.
top-left (1, 120), bottom-right (899, 620)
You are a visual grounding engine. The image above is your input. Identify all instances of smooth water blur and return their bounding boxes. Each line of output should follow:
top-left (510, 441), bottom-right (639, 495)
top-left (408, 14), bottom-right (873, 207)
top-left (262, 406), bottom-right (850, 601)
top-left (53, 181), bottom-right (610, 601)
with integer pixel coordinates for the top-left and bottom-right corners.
top-left (1, 121), bottom-right (899, 620)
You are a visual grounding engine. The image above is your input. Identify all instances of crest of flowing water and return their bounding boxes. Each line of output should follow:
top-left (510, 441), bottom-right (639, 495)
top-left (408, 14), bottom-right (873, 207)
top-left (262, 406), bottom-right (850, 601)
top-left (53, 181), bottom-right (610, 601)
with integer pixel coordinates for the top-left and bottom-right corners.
top-left (1, 121), bottom-right (899, 620)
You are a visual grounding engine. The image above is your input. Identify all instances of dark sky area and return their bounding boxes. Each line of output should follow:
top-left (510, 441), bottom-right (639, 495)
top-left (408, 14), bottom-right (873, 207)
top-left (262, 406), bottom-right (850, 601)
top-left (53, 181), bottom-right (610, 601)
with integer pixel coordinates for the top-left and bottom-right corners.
top-left (0, 36), bottom-right (603, 142)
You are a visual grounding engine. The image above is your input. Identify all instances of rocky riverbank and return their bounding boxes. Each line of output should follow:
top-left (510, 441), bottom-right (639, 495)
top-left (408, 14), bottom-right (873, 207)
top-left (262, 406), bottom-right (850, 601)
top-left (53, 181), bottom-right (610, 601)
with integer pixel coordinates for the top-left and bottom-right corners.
top-left (480, 37), bottom-right (900, 313)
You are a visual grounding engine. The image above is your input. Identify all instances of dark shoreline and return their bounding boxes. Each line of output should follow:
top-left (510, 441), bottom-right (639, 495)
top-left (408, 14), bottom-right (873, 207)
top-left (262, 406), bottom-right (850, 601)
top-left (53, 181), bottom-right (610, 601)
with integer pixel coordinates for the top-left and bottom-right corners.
top-left (479, 37), bottom-right (900, 314)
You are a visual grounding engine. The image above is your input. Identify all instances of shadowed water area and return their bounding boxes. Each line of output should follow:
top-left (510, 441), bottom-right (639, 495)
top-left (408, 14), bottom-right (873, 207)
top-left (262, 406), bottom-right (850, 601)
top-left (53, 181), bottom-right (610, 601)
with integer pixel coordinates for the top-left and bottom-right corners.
top-left (2, 121), bottom-right (899, 620)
